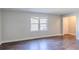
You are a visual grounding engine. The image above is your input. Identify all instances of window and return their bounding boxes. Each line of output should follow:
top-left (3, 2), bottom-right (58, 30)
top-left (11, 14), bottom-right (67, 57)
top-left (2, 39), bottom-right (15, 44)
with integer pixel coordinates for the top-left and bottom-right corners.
top-left (40, 18), bottom-right (48, 31)
top-left (30, 17), bottom-right (48, 32)
top-left (31, 17), bottom-right (39, 31)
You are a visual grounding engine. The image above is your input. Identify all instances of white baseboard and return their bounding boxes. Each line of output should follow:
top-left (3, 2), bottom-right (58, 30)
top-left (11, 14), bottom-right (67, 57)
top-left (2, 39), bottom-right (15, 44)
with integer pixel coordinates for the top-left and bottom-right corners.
top-left (64, 33), bottom-right (76, 36)
top-left (0, 40), bottom-right (2, 45)
top-left (76, 38), bottom-right (79, 40)
top-left (76, 35), bottom-right (79, 40)
top-left (68, 33), bottom-right (76, 36)
top-left (0, 42), bottom-right (1, 45)
top-left (2, 34), bottom-right (62, 43)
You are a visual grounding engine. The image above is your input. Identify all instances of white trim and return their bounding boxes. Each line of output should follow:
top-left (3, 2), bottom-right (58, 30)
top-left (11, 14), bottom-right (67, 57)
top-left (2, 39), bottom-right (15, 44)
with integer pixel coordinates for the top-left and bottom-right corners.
top-left (63, 33), bottom-right (76, 36)
top-left (2, 34), bottom-right (62, 43)
top-left (0, 42), bottom-right (2, 45)
top-left (77, 38), bottom-right (79, 40)
top-left (68, 33), bottom-right (76, 36)
top-left (76, 35), bottom-right (79, 40)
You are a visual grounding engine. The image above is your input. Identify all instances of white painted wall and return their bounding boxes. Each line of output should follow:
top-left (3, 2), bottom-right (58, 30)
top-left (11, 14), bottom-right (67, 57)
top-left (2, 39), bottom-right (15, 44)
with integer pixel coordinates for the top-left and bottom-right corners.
top-left (0, 9), bottom-right (2, 44)
top-left (2, 10), bottom-right (62, 43)
top-left (76, 14), bottom-right (79, 39)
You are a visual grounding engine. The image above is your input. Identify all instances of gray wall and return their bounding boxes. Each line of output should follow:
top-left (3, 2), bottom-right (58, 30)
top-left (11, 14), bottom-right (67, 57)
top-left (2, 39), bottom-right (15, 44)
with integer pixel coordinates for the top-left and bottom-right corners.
top-left (0, 9), bottom-right (2, 44)
top-left (2, 10), bottom-right (62, 43)
top-left (76, 14), bottom-right (79, 39)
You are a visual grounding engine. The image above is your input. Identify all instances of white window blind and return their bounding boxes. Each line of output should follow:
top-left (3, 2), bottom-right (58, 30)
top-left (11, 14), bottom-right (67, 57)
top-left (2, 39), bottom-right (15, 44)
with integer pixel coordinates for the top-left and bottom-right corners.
top-left (40, 18), bottom-right (48, 31)
top-left (31, 17), bottom-right (39, 31)
top-left (30, 17), bottom-right (48, 32)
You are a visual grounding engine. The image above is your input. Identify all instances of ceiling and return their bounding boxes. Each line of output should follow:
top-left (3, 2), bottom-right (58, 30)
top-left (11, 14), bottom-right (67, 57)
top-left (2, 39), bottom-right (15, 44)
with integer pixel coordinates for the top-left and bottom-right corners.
top-left (2, 8), bottom-right (79, 15)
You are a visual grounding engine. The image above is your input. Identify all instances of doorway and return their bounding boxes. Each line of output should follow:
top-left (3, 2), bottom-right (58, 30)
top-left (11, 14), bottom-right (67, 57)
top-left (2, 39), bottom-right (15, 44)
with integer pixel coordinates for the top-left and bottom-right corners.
top-left (63, 16), bottom-right (76, 37)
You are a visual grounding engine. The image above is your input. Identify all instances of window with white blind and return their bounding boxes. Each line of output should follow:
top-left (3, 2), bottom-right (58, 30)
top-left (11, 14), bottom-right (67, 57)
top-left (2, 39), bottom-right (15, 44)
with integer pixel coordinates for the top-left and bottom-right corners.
top-left (30, 17), bottom-right (48, 32)
top-left (31, 17), bottom-right (39, 31)
top-left (40, 18), bottom-right (48, 31)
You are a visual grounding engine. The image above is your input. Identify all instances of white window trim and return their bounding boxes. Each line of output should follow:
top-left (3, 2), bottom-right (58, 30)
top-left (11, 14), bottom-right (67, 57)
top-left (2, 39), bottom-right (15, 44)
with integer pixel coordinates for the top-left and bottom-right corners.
top-left (30, 16), bottom-right (48, 32)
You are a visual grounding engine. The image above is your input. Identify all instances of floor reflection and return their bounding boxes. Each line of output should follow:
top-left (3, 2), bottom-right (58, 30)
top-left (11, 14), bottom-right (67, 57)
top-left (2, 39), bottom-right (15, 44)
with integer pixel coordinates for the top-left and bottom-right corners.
top-left (2, 35), bottom-right (79, 50)
top-left (39, 39), bottom-right (48, 50)
top-left (63, 36), bottom-right (79, 50)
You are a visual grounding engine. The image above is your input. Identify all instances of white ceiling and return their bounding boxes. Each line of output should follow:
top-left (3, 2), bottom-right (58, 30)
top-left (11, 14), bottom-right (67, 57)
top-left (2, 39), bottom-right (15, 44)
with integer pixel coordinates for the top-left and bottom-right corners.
top-left (2, 8), bottom-right (79, 15)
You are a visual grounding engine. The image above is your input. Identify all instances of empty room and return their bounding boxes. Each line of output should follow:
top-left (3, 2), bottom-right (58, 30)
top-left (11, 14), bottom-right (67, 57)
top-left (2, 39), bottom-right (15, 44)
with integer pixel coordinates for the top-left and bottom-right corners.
top-left (0, 8), bottom-right (79, 50)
